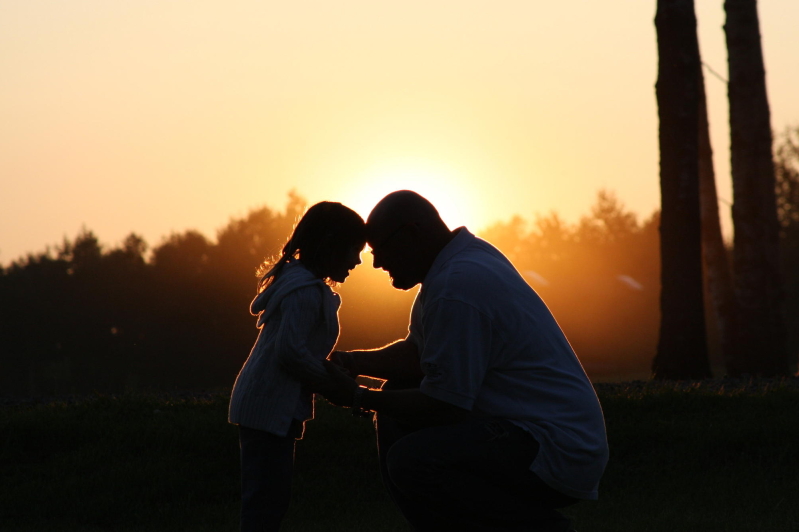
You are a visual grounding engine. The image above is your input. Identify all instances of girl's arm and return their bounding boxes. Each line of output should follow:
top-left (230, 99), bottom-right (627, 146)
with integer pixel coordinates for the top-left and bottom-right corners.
top-left (273, 286), bottom-right (330, 386)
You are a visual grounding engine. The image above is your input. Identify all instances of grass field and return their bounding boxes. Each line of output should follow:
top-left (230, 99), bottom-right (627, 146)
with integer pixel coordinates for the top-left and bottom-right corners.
top-left (1, 381), bottom-right (798, 532)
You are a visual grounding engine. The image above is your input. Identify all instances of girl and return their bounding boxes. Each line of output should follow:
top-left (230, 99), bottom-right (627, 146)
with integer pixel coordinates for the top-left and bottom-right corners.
top-left (228, 201), bottom-right (366, 531)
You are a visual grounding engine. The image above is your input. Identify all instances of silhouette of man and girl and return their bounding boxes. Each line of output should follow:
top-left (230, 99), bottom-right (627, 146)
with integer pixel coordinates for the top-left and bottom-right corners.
top-left (229, 190), bottom-right (609, 532)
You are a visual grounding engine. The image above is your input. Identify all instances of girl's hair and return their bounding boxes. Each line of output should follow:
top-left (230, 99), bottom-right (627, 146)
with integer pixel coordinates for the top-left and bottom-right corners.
top-left (256, 202), bottom-right (366, 293)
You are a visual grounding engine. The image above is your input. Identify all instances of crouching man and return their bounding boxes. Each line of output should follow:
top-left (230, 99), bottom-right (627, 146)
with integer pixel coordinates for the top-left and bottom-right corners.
top-left (319, 190), bottom-right (608, 532)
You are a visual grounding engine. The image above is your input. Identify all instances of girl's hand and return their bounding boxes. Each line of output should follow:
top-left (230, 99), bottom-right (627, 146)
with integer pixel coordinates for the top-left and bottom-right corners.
top-left (316, 360), bottom-right (359, 407)
top-left (327, 350), bottom-right (360, 378)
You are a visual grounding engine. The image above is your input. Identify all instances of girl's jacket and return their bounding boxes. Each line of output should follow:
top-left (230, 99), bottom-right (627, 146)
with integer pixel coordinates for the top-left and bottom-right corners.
top-left (229, 260), bottom-right (340, 436)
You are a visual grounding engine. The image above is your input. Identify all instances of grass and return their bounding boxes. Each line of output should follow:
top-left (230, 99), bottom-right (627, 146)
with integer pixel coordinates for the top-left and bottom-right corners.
top-left (1, 383), bottom-right (797, 531)
top-left (579, 384), bottom-right (799, 531)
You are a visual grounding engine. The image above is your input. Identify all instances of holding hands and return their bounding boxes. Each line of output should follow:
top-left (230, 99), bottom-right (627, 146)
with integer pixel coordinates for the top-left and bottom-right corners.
top-left (316, 360), bottom-right (359, 407)
top-left (313, 351), bottom-right (366, 411)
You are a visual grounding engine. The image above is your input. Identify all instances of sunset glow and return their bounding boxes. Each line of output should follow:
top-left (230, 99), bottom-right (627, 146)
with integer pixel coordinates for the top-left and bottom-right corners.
top-left (1, 1), bottom-right (798, 263)
top-left (340, 159), bottom-right (480, 230)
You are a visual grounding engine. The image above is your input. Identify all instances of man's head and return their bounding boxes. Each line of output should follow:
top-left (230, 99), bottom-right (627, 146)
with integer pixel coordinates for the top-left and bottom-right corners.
top-left (366, 190), bottom-right (454, 290)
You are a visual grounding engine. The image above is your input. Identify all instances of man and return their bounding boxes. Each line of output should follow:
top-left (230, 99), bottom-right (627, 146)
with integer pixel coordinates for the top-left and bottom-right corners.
top-left (320, 190), bottom-right (608, 532)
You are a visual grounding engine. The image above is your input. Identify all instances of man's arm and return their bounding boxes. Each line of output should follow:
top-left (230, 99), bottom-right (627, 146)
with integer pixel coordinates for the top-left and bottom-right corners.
top-left (329, 339), bottom-right (425, 381)
top-left (361, 388), bottom-right (473, 427)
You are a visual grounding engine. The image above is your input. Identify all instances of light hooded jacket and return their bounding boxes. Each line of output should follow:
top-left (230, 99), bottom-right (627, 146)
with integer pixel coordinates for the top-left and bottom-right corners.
top-left (228, 259), bottom-right (340, 436)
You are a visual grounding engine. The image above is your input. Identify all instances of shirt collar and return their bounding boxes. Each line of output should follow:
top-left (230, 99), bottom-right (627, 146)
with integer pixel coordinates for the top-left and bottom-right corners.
top-left (423, 226), bottom-right (474, 285)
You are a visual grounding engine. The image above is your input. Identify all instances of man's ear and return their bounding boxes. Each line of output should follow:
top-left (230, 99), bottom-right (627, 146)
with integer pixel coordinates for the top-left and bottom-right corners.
top-left (406, 221), bottom-right (423, 236)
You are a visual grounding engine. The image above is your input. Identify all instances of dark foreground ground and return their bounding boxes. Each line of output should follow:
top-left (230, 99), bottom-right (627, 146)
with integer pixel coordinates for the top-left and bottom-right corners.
top-left (1, 378), bottom-right (798, 531)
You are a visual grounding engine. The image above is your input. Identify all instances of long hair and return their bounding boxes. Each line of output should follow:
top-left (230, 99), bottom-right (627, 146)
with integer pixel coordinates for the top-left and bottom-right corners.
top-left (256, 202), bottom-right (366, 293)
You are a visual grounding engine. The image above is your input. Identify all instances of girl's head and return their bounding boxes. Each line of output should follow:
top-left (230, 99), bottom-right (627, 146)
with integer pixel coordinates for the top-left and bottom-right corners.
top-left (257, 202), bottom-right (366, 292)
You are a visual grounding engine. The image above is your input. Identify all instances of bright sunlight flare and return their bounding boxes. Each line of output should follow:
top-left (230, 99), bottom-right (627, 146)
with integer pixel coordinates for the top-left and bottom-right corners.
top-left (340, 158), bottom-right (480, 231)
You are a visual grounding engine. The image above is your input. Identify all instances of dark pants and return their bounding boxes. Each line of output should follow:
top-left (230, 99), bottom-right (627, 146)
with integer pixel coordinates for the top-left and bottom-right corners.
top-left (377, 407), bottom-right (577, 531)
top-left (238, 422), bottom-right (302, 532)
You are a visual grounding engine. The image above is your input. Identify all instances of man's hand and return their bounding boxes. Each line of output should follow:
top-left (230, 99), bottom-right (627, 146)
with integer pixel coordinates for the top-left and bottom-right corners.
top-left (315, 360), bottom-right (360, 407)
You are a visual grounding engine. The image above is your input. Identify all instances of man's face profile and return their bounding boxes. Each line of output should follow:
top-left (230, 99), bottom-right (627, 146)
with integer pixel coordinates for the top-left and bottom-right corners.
top-left (368, 223), bottom-right (420, 290)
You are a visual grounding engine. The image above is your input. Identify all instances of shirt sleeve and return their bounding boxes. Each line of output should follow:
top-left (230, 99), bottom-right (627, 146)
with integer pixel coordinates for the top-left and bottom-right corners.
top-left (273, 285), bottom-right (329, 383)
top-left (418, 298), bottom-right (494, 411)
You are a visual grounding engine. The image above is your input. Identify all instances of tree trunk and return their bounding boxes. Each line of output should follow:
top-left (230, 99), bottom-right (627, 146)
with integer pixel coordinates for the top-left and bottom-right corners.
top-left (697, 66), bottom-right (743, 376)
top-left (724, 0), bottom-right (788, 376)
top-left (652, 0), bottom-right (712, 379)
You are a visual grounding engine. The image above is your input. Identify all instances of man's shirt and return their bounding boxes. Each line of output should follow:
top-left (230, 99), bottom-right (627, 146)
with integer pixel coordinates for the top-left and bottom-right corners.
top-left (408, 228), bottom-right (609, 500)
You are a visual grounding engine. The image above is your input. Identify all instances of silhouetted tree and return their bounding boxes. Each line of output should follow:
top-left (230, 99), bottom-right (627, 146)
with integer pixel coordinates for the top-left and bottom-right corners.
top-left (212, 191), bottom-right (305, 304)
top-left (0, 249), bottom-right (71, 395)
top-left (652, 0), bottom-right (711, 379)
top-left (774, 126), bottom-right (799, 373)
top-left (697, 64), bottom-right (742, 376)
top-left (775, 126), bottom-right (799, 243)
top-left (724, 0), bottom-right (788, 376)
top-left (152, 230), bottom-right (212, 280)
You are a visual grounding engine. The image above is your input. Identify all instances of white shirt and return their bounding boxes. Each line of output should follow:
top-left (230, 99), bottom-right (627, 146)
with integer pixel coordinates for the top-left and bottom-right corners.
top-left (408, 228), bottom-right (609, 500)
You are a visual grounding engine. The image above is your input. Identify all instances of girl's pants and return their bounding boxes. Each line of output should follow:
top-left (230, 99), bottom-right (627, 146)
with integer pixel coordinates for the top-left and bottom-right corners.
top-left (239, 422), bottom-right (302, 532)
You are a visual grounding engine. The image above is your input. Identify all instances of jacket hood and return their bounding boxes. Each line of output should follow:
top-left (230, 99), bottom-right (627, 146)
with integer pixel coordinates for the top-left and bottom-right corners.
top-left (250, 260), bottom-right (326, 328)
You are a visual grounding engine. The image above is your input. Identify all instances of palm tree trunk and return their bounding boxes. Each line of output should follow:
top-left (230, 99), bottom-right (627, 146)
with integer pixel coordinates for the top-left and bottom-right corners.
top-left (724, 0), bottom-right (788, 376)
top-left (697, 66), bottom-right (742, 376)
top-left (652, 0), bottom-right (712, 379)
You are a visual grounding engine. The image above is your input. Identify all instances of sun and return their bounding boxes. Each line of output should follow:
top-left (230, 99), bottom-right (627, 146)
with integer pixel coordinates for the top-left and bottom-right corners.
top-left (340, 159), bottom-right (480, 231)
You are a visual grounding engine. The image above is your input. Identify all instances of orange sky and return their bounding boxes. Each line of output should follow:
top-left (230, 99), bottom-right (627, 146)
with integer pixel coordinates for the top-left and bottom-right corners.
top-left (1, 1), bottom-right (798, 263)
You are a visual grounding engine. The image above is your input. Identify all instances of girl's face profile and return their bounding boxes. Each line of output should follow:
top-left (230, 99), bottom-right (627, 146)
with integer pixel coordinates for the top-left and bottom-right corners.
top-left (327, 242), bottom-right (364, 283)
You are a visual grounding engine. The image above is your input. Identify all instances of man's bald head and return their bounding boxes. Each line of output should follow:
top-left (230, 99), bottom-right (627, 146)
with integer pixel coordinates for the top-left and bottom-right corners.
top-left (367, 190), bottom-right (448, 239)
top-left (365, 190), bottom-right (456, 290)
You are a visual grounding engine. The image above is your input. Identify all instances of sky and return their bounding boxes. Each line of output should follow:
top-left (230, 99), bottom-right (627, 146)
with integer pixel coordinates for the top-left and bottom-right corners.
top-left (2, 0), bottom-right (798, 264)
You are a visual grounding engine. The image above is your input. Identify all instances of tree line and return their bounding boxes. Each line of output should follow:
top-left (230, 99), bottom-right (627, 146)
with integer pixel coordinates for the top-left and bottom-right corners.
top-left (2, 139), bottom-right (798, 397)
top-left (0, 190), bottom-right (655, 396)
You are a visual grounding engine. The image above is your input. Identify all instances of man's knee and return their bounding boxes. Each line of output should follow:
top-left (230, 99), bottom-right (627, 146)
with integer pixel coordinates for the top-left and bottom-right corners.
top-left (385, 433), bottom-right (436, 495)
top-left (385, 436), bottom-right (414, 486)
